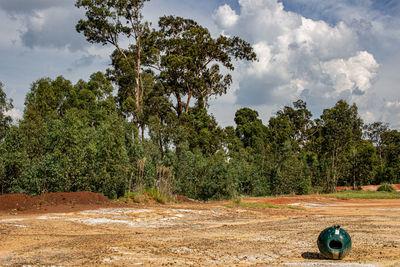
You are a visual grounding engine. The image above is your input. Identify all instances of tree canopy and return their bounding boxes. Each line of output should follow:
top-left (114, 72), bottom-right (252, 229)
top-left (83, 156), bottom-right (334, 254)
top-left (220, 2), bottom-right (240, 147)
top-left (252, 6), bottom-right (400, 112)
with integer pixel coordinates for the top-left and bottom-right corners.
top-left (0, 81), bottom-right (13, 140)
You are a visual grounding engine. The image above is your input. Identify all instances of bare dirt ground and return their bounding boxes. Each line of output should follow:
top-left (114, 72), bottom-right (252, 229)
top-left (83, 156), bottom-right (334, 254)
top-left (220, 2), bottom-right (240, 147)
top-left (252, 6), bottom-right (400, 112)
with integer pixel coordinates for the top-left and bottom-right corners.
top-left (1, 193), bottom-right (400, 266)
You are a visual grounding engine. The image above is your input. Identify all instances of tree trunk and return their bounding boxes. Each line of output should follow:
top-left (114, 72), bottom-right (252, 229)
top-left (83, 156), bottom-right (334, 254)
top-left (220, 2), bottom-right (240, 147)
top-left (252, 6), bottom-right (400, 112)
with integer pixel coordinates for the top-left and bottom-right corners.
top-left (202, 94), bottom-right (208, 109)
top-left (331, 149), bottom-right (336, 191)
top-left (352, 147), bottom-right (356, 189)
top-left (135, 9), bottom-right (142, 115)
top-left (176, 93), bottom-right (182, 118)
top-left (185, 89), bottom-right (194, 113)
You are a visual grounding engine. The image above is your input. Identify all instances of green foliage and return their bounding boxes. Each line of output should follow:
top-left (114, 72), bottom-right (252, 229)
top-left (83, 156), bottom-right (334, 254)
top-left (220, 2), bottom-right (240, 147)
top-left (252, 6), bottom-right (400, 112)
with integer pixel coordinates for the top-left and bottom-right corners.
top-left (231, 193), bottom-right (242, 207)
top-left (312, 100), bottom-right (364, 189)
top-left (274, 99), bottom-right (313, 150)
top-left (324, 190), bottom-right (400, 199)
top-left (234, 108), bottom-right (267, 152)
top-left (268, 155), bottom-right (310, 196)
top-left (144, 188), bottom-right (169, 204)
top-left (265, 103), bottom-right (313, 196)
top-left (0, 81), bottom-right (13, 140)
top-left (172, 143), bottom-right (208, 199)
top-left (377, 183), bottom-right (395, 192)
top-left (228, 151), bottom-right (268, 196)
top-left (155, 15), bottom-right (256, 116)
top-left (0, 126), bottom-right (28, 194)
top-left (347, 140), bottom-right (378, 187)
top-left (363, 121), bottom-right (389, 163)
top-left (76, 0), bottom-right (155, 140)
top-left (2, 75), bottom-right (398, 201)
top-left (380, 130), bottom-right (400, 183)
top-left (121, 186), bottom-right (174, 204)
top-left (119, 191), bottom-right (145, 203)
top-left (24, 76), bottom-right (72, 120)
top-left (1, 75), bottom-right (130, 198)
top-left (179, 107), bottom-right (225, 156)
top-left (76, 0), bottom-right (151, 47)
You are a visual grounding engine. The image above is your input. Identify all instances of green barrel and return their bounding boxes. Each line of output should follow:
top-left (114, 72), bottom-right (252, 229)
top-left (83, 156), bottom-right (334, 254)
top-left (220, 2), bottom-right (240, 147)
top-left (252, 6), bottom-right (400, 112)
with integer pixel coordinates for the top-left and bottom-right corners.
top-left (317, 225), bottom-right (352, 260)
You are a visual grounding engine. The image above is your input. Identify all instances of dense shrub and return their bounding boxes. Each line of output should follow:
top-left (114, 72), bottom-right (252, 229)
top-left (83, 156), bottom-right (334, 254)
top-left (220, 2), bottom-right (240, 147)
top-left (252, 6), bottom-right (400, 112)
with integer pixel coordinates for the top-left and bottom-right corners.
top-left (377, 183), bottom-right (395, 192)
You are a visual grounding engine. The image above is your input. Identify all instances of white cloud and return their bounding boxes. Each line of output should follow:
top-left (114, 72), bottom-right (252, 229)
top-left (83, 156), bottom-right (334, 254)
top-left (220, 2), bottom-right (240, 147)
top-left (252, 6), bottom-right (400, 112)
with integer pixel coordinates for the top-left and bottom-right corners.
top-left (213, 0), bottom-right (381, 124)
top-left (213, 4), bottom-right (239, 28)
top-left (5, 108), bottom-right (23, 122)
top-left (0, 1), bottom-right (88, 52)
top-left (386, 101), bottom-right (400, 108)
top-left (321, 51), bottom-right (379, 97)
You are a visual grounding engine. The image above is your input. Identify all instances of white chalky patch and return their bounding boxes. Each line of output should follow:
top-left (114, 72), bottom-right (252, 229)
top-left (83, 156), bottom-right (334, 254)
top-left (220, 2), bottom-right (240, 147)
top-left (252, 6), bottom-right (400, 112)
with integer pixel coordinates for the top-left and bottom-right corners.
top-left (80, 208), bottom-right (154, 215)
top-left (13, 224), bottom-right (27, 228)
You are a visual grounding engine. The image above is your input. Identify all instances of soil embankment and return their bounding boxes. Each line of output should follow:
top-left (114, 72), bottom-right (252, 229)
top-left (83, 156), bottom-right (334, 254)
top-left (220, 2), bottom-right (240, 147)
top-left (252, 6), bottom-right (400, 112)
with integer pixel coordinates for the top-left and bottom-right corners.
top-left (0, 191), bottom-right (110, 214)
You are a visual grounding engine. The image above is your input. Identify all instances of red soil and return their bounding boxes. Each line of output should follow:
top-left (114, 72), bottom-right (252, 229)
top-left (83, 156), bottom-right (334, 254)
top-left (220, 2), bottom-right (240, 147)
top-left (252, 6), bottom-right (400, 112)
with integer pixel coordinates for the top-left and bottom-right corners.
top-left (0, 191), bottom-right (110, 214)
top-left (0, 192), bottom-right (198, 215)
top-left (175, 195), bottom-right (198, 203)
top-left (393, 184), bottom-right (400, 191)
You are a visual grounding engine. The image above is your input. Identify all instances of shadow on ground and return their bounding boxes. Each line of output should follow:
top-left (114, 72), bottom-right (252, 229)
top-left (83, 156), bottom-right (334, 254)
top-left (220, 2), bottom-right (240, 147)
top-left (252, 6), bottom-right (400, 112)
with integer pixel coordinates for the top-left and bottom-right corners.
top-left (301, 252), bottom-right (325, 260)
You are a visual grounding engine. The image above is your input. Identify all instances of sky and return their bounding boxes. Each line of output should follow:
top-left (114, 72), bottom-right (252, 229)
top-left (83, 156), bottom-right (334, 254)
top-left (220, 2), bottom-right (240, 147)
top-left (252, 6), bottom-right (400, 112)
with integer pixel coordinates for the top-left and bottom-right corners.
top-left (0, 0), bottom-right (400, 128)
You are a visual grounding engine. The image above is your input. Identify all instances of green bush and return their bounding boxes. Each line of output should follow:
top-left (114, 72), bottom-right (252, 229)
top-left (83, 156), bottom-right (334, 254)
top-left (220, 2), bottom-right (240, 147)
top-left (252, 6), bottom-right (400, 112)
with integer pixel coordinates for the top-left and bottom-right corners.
top-left (144, 188), bottom-right (170, 204)
top-left (119, 192), bottom-right (145, 203)
top-left (231, 193), bottom-right (242, 207)
top-left (377, 183), bottom-right (395, 192)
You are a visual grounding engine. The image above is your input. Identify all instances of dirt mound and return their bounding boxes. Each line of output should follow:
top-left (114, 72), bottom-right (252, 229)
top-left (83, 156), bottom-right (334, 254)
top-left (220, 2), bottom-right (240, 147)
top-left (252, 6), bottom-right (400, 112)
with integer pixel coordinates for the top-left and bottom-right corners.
top-left (175, 195), bottom-right (199, 203)
top-left (0, 193), bottom-right (32, 211)
top-left (393, 184), bottom-right (400, 191)
top-left (35, 191), bottom-right (110, 205)
top-left (0, 191), bottom-right (110, 213)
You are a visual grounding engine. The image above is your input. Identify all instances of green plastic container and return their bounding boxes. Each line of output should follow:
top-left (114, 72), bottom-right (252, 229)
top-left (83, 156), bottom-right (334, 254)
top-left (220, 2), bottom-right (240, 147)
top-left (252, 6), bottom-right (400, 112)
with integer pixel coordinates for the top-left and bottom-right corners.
top-left (317, 225), bottom-right (352, 260)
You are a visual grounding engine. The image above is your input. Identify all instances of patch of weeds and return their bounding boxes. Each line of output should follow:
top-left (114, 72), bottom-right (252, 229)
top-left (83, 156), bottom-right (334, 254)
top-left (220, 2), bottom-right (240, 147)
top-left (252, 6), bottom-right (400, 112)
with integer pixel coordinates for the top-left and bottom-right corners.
top-left (144, 188), bottom-right (170, 204)
top-left (231, 193), bottom-right (242, 207)
top-left (287, 205), bottom-right (305, 210)
top-left (119, 192), bottom-right (145, 203)
top-left (377, 183), bottom-right (395, 192)
top-left (323, 190), bottom-right (400, 199)
top-left (120, 188), bottom-right (175, 204)
top-left (309, 186), bottom-right (324, 194)
top-left (239, 203), bottom-right (278, 209)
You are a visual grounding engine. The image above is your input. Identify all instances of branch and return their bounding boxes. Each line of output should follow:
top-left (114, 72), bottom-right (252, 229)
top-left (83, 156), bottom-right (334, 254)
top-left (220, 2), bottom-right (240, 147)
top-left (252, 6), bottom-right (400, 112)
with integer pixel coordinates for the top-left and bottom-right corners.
top-left (115, 42), bottom-right (128, 58)
top-left (149, 64), bottom-right (162, 71)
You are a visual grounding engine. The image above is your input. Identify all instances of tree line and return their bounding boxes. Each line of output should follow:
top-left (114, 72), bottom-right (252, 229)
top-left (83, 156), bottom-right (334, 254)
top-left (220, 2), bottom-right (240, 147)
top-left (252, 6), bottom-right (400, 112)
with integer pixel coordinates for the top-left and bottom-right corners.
top-left (0, 0), bottom-right (399, 199)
